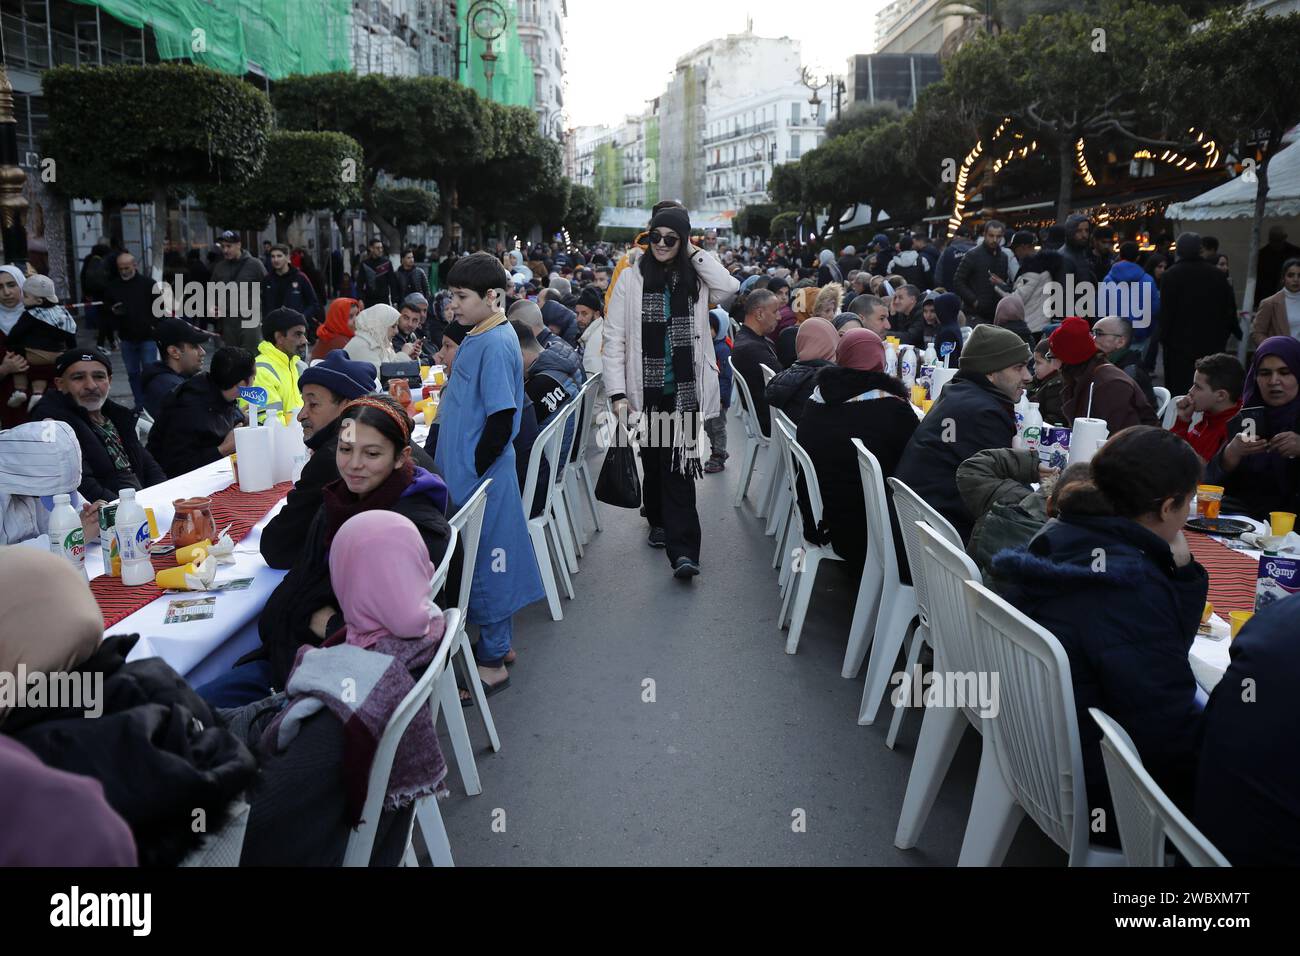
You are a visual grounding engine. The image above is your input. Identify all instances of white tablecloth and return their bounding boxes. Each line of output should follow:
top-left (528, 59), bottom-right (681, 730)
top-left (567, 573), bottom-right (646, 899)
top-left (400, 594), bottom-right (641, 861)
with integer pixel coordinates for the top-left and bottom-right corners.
top-left (87, 459), bottom-right (289, 680)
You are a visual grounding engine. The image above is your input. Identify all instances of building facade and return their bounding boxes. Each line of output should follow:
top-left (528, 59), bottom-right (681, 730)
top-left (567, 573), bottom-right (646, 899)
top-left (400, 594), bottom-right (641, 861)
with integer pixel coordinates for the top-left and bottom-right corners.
top-left (875, 0), bottom-right (966, 55)
top-left (515, 0), bottom-right (567, 139)
top-left (844, 53), bottom-right (942, 110)
top-left (352, 0), bottom-right (459, 79)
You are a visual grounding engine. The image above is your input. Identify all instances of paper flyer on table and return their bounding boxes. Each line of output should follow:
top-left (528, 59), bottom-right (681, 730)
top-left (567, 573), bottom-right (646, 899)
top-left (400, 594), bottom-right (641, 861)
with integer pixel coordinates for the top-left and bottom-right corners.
top-left (163, 597), bottom-right (217, 625)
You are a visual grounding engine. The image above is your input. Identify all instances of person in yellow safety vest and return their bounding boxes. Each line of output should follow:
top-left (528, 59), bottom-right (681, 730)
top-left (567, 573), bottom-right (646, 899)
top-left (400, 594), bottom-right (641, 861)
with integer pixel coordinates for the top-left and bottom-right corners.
top-left (243, 307), bottom-right (307, 423)
top-left (604, 199), bottom-right (700, 315)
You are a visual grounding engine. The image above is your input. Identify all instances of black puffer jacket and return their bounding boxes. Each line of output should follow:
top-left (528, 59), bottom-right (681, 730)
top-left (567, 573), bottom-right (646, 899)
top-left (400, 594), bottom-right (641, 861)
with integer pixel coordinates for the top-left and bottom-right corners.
top-left (146, 373), bottom-right (245, 478)
top-left (795, 366), bottom-right (918, 571)
top-left (31, 389), bottom-right (166, 502)
top-left (992, 514), bottom-right (1208, 820)
top-left (4, 634), bottom-right (258, 867)
top-left (765, 359), bottom-right (833, 426)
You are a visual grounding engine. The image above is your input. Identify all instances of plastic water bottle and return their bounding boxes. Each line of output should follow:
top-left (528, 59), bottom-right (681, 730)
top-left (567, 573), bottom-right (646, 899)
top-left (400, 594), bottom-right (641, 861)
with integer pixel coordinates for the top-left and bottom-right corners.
top-left (115, 488), bottom-right (154, 586)
top-left (885, 341), bottom-right (898, 377)
top-left (899, 346), bottom-right (916, 388)
top-left (922, 342), bottom-right (937, 367)
top-left (48, 493), bottom-right (87, 578)
top-left (1022, 402), bottom-right (1044, 455)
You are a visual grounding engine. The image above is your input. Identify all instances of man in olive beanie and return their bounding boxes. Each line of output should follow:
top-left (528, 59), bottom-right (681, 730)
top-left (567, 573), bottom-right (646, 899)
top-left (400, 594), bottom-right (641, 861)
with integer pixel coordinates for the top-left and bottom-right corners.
top-left (895, 323), bottom-right (1033, 542)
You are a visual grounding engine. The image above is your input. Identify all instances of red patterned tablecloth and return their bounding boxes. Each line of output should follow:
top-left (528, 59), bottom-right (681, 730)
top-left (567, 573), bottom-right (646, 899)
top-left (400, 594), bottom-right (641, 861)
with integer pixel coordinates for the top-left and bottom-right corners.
top-left (1185, 531), bottom-right (1258, 612)
top-left (90, 480), bottom-right (293, 628)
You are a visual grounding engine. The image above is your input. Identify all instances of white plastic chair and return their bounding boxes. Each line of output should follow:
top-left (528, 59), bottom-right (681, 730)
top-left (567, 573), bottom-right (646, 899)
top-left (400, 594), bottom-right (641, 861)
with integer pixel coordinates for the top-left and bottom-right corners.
top-left (760, 363), bottom-right (777, 387)
top-left (447, 481), bottom-right (501, 757)
top-left (880, 477), bottom-right (963, 748)
top-left (1090, 708), bottom-right (1230, 867)
top-left (521, 408), bottom-right (572, 620)
top-left (344, 606), bottom-right (462, 867)
top-left (767, 406), bottom-right (797, 545)
top-left (547, 398), bottom-right (583, 580)
top-left (1153, 385), bottom-right (1177, 429)
top-left (843, 440), bottom-right (908, 689)
top-left (729, 355), bottom-right (772, 516)
top-left (895, 522), bottom-right (984, 849)
top-left (135, 409), bottom-right (154, 444)
top-left (775, 418), bottom-right (845, 654)
top-left (958, 581), bottom-right (1123, 867)
top-left (756, 364), bottom-right (785, 519)
top-left (564, 372), bottom-right (604, 546)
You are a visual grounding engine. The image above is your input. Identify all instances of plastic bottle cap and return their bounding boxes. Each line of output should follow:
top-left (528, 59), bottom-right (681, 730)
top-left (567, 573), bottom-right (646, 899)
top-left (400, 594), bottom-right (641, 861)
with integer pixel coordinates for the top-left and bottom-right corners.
top-left (120, 488), bottom-right (135, 501)
top-left (55, 493), bottom-right (70, 505)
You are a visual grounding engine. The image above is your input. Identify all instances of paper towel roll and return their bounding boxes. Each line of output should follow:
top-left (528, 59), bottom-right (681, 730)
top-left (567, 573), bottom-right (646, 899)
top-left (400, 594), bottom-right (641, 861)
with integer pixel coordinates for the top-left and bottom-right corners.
top-left (234, 426), bottom-right (275, 492)
top-left (1066, 417), bottom-right (1108, 467)
top-left (266, 414), bottom-right (305, 483)
top-left (931, 364), bottom-right (959, 401)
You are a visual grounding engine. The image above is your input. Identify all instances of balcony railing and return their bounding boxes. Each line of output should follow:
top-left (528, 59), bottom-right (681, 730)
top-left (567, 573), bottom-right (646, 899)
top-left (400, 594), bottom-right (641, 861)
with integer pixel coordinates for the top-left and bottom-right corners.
top-left (702, 118), bottom-right (776, 147)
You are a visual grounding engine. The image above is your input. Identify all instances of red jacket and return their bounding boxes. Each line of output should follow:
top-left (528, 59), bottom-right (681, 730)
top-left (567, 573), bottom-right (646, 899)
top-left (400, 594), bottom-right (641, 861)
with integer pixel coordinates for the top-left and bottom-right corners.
top-left (1172, 401), bottom-right (1241, 463)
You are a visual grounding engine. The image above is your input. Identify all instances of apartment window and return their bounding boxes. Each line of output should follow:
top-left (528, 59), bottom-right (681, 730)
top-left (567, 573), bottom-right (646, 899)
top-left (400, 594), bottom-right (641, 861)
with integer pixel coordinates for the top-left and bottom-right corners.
top-left (790, 102), bottom-right (800, 126)
top-left (790, 134), bottom-right (802, 159)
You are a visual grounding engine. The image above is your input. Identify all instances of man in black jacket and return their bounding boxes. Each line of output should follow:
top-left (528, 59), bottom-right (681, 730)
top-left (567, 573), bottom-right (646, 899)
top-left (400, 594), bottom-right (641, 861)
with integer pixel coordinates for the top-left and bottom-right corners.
top-left (357, 238), bottom-right (396, 308)
top-left (147, 347), bottom-right (254, 479)
top-left (730, 288), bottom-right (784, 437)
top-left (1158, 232), bottom-right (1239, 395)
top-left (102, 252), bottom-right (163, 410)
top-left (1061, 213), bottom-right (1097, 288)
top-left (261, 244), bottom-right (322, 333)
top-left (953, 219), bottom-right (1008, 325)
top-left (260, 350), bottom-right (437, 569)
top-left (140, 317), bottom-right (209, 420)
top-left (894, 324), bottom-right (1032, 542)
top-left (31, 349), bottom-right (166, 502)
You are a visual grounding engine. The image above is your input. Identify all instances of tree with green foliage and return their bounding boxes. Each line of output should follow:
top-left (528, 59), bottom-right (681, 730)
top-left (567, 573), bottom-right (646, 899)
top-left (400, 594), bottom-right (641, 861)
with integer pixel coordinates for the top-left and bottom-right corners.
top-left (944, 0), bottom-right (1190, 220)
top-left (373, 185), bottom-right (439, 237)
top-left (1158, 10), bottom-right (1300, 323)
top-left (769, 211), bottom-right (800, 240)
top-left (823, 102), bottom-right (900, 141)
top-left (458, 105), bottom-right (565, 243)
top-left (734, 203), bottom-right (778, 240)
top-left (41, 63), bottom-right (271, 278)
top-left (200, 130), bottom-right (364, 241)
top-left (565, 184), bottom-right (601, 241)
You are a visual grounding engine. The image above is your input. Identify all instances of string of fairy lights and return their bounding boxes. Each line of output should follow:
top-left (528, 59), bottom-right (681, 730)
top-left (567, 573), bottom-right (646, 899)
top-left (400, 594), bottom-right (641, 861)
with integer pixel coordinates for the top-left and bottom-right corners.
top-left (947, 120), bottom-right (1220, 238)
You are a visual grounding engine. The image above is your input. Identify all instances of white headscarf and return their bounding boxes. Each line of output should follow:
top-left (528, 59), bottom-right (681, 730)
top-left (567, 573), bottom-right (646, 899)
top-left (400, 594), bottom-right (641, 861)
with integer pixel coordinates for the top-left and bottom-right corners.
top-left (0, 420), bottom-right (82, 546)
top-left (0, 266), bottom-right (25, 336)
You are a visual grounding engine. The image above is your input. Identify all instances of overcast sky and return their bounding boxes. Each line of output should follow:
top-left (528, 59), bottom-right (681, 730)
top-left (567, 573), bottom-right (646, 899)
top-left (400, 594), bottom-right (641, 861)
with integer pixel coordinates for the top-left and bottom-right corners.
top-left (562, 0), bottom-right (885, 128)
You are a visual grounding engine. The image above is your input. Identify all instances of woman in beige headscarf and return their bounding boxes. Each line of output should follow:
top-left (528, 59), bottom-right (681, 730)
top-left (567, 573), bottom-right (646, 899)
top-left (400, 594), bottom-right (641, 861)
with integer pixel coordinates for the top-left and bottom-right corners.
top-left (343, 303), bottom-right (404, 375)
top-left (0, 547), bottom-right (102, 722)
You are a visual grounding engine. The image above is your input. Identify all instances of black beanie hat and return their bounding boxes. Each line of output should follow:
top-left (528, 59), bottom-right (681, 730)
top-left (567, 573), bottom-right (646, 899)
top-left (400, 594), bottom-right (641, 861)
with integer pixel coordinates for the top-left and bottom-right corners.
top-left (649, 206), bottom-right (691, 240)
top-left (576, 285), bottom-right (605, 314)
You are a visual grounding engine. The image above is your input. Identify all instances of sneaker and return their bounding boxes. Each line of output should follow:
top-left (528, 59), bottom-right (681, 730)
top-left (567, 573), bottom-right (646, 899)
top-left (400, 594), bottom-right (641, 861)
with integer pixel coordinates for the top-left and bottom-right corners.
top-left (27, 391), bottom-right (43, 411)
top-left (704, 457), bottom-right (725, 473)
top-left (673, 557), bottom-right (701, 579)
top-left (7, 390), bottom-right (27, 409)
top-left (647, 526), bottom-right (667, 548)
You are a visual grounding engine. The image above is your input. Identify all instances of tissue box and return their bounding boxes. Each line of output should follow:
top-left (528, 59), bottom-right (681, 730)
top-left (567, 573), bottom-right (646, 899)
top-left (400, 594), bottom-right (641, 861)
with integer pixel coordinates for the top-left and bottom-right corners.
top-left (1256, 555), bottom-right (1300, 611)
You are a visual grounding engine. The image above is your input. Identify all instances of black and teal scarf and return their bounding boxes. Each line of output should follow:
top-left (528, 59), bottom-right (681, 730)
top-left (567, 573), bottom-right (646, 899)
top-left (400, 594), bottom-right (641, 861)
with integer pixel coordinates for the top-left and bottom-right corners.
top-left (641, 268), bottom-right (702, 478)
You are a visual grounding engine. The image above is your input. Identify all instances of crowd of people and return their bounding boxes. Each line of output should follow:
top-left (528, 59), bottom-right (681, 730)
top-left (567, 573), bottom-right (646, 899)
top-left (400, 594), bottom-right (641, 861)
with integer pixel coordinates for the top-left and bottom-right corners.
top-left (2, 201), bottom-right (1299, 868)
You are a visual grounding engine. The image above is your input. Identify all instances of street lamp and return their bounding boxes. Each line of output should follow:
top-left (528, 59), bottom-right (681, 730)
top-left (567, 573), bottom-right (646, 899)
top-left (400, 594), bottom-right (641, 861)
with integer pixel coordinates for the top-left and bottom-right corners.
top-left (546, 107), bottom-right (565, 141)
top-left (800, 66), bottom-right (828, 111)
top-left (466, 0), bottom-right (508, 94)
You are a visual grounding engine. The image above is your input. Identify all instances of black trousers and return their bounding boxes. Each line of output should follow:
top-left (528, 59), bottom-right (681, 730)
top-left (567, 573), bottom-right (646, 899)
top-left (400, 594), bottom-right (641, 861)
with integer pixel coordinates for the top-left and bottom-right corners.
top-left (639, 395), bottom-right (702, 564)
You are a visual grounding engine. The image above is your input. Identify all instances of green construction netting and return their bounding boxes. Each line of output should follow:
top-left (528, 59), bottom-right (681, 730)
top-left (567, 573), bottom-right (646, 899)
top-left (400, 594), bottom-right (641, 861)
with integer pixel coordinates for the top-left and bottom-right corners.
top-left (644, 115), bottom-right (660, 208)
top-left (72, 0), bottom-right (352, 79)
top-left (459, 1), bottom-right (535, 108)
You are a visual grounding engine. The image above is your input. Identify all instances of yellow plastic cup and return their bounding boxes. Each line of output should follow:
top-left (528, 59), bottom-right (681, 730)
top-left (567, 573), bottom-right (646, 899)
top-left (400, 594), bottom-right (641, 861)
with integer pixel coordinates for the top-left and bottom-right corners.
top-left (922, 399), bottom-right (934, 414)
top-left (1197, 484), bottom-right (1224, 520)
top-left (432, 367), bottom-right (447, 387)
top-left (1229, 610), bottom-right (1254, 638)
top-left (1270, 512), bottom-right (1296, 537)
top-left (911, 385), bottom-right (928, 406)
top-left (1201, 601), bottom-right (1214, 625)
top-left (145, 506), bottom-right (159, 539)
top-left (155, 563), bottom-right (198, 590)
top-left (420, 365), bottom-right (431, 381)
top-left (176, 540), bottom-right (211, 565)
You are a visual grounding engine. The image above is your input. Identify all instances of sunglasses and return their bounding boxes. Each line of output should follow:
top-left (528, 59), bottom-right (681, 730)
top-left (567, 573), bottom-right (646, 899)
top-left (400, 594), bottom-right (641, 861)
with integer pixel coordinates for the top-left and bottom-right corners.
top-left (649, 232), bottom-right (680, 248)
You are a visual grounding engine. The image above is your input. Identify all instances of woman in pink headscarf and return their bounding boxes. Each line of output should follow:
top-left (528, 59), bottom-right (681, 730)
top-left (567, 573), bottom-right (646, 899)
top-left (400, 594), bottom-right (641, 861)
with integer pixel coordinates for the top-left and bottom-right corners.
top-left (796, 328), bottom-right (919, 571)
top-left (764, 316), bottom-right (839, 426)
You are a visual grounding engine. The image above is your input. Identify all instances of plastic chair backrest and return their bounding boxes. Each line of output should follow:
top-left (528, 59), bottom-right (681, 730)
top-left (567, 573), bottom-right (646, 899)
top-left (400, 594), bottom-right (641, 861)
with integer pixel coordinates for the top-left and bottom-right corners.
top-left (770, 406), bottom-right (796, 491)
top-left (1152, 386), bottom-right (1176, 429)
top-left (888, 476), bottom-right (962, 631)
top-left (448, 480), bottom-right (491, 623)
top-left (553, 391), bottom-right (583, 484)
top-left (430, 524), bottom-right (458, 601)
top-left (342, 606), bottom-right (461, 867)
top-left (852, 439), bottom-right (900, 591)
top-left (1089, 708), bottom-right (1230, 867)
top-left (570, 371), bottom-right (602, 464)
top-left (760, 363), bottom-right (776, 386)
top-left (962, 580), bottom-right (1090, 862)
top-left (778, 417), bottom-right (825, 530)
top-left (728, 355), bottom-right (764, 444)
top-left (916, 521), bottom-right (983, 687)
top-left (521, 409), bottom-right (567, 522)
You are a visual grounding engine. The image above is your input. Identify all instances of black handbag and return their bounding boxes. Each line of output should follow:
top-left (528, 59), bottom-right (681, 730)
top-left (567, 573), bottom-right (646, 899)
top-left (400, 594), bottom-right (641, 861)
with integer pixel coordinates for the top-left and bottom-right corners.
top-left (594, 439), bottom-right (642, 509)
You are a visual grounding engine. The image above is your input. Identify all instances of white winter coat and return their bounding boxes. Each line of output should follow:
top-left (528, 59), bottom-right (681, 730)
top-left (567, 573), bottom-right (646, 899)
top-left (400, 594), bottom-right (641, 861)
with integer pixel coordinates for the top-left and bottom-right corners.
top-left (604, 248), bottom-right (740, 420)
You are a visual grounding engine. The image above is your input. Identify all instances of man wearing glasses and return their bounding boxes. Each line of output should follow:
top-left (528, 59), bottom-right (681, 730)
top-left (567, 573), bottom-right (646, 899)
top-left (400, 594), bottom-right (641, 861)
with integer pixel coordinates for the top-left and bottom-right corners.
top-left (1091, 316), bottom-right (1156, 410)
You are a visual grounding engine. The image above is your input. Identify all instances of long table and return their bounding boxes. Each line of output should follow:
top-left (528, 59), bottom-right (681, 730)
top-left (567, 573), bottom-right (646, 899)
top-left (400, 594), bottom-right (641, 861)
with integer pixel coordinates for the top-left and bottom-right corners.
top-left (83, 459), bottom-right (290, 682)
top-left (1186, 514), bottom-right (1269, 694)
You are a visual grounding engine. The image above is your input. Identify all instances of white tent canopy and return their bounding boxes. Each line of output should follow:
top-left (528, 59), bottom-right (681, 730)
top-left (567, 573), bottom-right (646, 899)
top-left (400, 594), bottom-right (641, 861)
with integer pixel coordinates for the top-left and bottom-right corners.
top-left (1167, 139), bottom-right (1300, 221)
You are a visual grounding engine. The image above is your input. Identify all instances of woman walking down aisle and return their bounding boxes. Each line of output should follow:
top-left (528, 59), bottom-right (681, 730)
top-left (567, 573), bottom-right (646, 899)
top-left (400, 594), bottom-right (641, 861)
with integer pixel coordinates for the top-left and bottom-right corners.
top-left (604, 206), bottom-right (740, 579)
